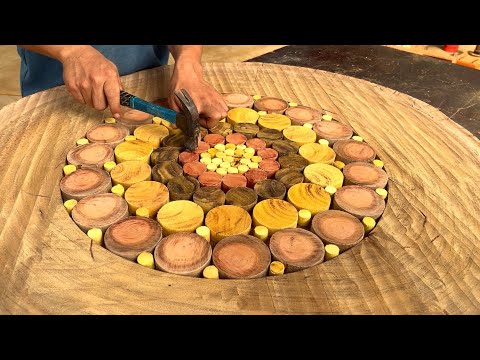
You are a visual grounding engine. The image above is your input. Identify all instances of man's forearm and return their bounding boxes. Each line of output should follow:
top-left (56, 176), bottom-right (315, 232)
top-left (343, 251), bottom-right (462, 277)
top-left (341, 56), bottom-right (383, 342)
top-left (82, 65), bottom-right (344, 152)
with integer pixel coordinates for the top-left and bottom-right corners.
top-left (168, 45), bottom-right (203, 65)
top-left (18, 45), bottom-right (93, 62)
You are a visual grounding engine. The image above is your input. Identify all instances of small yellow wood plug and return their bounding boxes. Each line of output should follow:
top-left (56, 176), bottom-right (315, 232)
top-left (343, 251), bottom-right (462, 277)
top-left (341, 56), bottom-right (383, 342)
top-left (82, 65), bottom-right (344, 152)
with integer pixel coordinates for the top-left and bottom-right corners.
top-left (373, 159), bottom-right (384, 169)
top-left (76, 138), bottom-right (89, 146)
top-left (215, 151), bottom-right (226, 159)
top-left (257, 110), bottom-right (267, 116)
top-left (325, 244), bottom-right (340, 260)
top-left (376, 188), bottom-right (388, 200)
top-left (220, 161), bottom-right (230, 169)
top-left (64, 199), bottom-right (77, 215)
top-left (254, 225), bottom-right (269, 242)
top-left (251, 156), bottom-right (263, 163)
top-left (219, 118), bottom-right (226, 123)
top-left (333, 160), bottom-right (345, 170)
top-left (200, 152), bottom-right (211, 159)
top-left (214, 144), bottom-right (226, 152)
top-left (125, 135), bottom-right (137, 142)
top-left (318, 139), bottom-right (330, 146)
top-left (225, 143), bottom-right (236, 150)
top-left (104, 117), bottom-right (116, 124)
top-left (352, 135), bottom-right (363, 142)
top-left (207, 163), bottom-right (218, 172)
top-left (224, 149), bottom-right (235, 157)
top-left (234, 149), bottom-right (244, 157)
top-left (362, 216), bottom-right (376, 233)
top-left (227, 167), bottom-right (239, 174)
top-left (152, 117), bottom-right (161, 124)
top-left (298, 209), bottom-right (312, 227)
top-left (253, 95), bottom-right (262, 100)
top-left (240, 158), bottom-right (250, 165)
top-left (137, 251), bottom-right (155, 269)
top-left (236, 144), bottom-right (247, 150)
top-left (225, 156), bottom-right (235, 163)
top-left (212, 157), bottom-right (223, 166)
top-left (248, 162), bottom-right (259, 169)
top-left (269, 261), bottom-right (285, 276)
top-left (244, 147), bottom-right (256, 155)
top-left (238, 164), bottom-right (249, 174)
top-left (87, 228), bottom-right (103, 246)
top-left (216, 168), bottom-right (227, 176)
top-left (303, 123), bottom-right (313, 129)
top-left (288, 102), bottom-right (298, 107)
top-left (243, 152), bottom-right (254, 160)
top-left (111, 184), bottom-right (125, 197)
top-left (200, 157), bottom-right (212, 165)
top-left (325, 185), bottom-right (337, 196)
top-left (322, 114), bottom-right (333, 121)
top-left (203, 265), bottom-right (219, 279)
top-left (207, 148), bottom-right (218, 157)
top-left (63, 164), bottom-right (77, 176)
top-left (136, 207), bottom-right (150, 218)
top-left (103, 161), bottom-right (116, 173)
top-left (196, 226), bottom-right (211, 242)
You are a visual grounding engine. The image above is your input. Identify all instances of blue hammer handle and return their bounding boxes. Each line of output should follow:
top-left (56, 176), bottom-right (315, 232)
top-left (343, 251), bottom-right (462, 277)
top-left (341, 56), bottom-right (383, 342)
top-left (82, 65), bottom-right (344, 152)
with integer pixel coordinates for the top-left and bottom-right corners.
top-left (120, 91), bottom-right (177, 124)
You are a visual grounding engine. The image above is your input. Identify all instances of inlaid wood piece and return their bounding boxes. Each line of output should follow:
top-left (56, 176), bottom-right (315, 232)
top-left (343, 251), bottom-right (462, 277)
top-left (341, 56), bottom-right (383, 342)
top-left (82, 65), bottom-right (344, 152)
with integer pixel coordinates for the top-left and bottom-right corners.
top-left (195, 141), bottom-right (210, 155)
top-left (285, 105), bottom-right (322, 125)
top-left (222, 174), bottom-right (247, 192)
top-left (233, 123), bottom-right (259, 139)
top-left (204, 134), bottom-right (225, 147)
top-left (227, 107), bottom-right (259, 126)
top-left (60, 167), bottom-right (112, 201)
top-left (272, 140), bottom-right (300, 157)
top-left (303, 163), bottom-right (344, 189)
top-left (274, 168), bottom-right (304, 189)
top-left (287, 183), bottom-right (331, 215)
top-left (183, 161), bottom-right (206, 179)
top-left (324, 244), bottom-right (340, 260)
top-left (116, 108), bottom-right (153, 133)
top-left (333, 185), bottom-right (386, 220)
top-left (152, 161), bottom-right (183, 184)
top-left (124, 181), bottom-right (169, 217)
top-left (269, 261), bottom-right (285, 275)
top-left (178, 151), bottom-right (199, 166)
top-left (110, 160), bottom-right (151, 189)
top-left (257, 128), bottom-right (283, 147)
top-left (71, 193), bottom-right (129, 233)
top-left (299, 143), bottom-right (336, 164)
top-left (254, 97), bottom-right (289, 114)
top-left (196, 226), bottom-right (210, 242)
top-left (253, 226), bottom-right (269, 242)
top-left (203, 265), bottom-right (219, 279)
top-left (133, 124), bottom-right (170, 148)
top-left (269, 228), bottom-right (325, 273)
top-left (137, 251), bottom-right (155, 269)
top-left (193, 186), bottom-right (226, 214)
top-left (282, 126), bottom-right (317, 145)
top-left (115, 139), bottom-right (153, 164)
top-left (252, 199), bottom-right (298, 236)
top-left (223, 93), bottom-right (254, 109)
top-left (258, 159), bottom-right (281, 178)
top-left (333, 139), bottom-right (377, 164)
top-left (67, 143), bottom-right (114, 167)
top-left (104, 216), bottom-right (163, 261)
top-left (225, 187), bottom-right (258, 212)
top-left (161, 134), bottom-right (186, 150)
top-left (63, 164), bottom-right (77, 176)
top-left (254, 179), bottom-right (286, 201)
top-left (151, 147), bottom-right (180, 165)
top-left (198, 171), bottom-right (223, 188)
top-left (297, 209), bottom-right (312, 228)
top-left (226, 133), bottom-right (247, 145)
top-left (258, 113), bottom-right (291, 131)
top-left (205, 205), bottom-right (252, 245)
top-left (167, 176), bottom-right (200, 201)
top-left (154, 232), bottom-right (212, 277)
top-left (311, 210), bottom-right (365, 252)
top-left (257, 148), bottom-right (279, 161)
top-left (157, 200), bottom-right (204, 235)
top-left (209, 122), bottom-right (233, 137)
top-left (212, 235), bottom-right (271, 279)
top-left (87, 228), bottom-right (103, 245)
top-left (313, 121), bottom-right (354, 145)
top-left (278, 154), bottom-right (308, 172)
top-left (245, 138), bottom-right (266, 152)
top-left (343, 162), bottom-right (388, 189)
top-left (86, 123), bottom-right (130, 148)
top-left (245, 168), bottom-right (268, 188)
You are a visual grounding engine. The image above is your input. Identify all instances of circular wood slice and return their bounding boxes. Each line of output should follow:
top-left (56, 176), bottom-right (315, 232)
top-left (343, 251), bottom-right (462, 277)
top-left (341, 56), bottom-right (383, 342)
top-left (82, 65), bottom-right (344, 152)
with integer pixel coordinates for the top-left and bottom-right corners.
top-left (71, 193), bottom-right (129, 233)
top-left (205, 205), bottom-right (252, 245)
top-left (86, 123), bottom-right (130, 148)
top-left (116, 108), bottom-right (153, 132)
top-left (226, 133), bottom-right (247, 145)
top-left (285, 105), bottom-right (322, 125)
top-left (272, 140), bottom-right (300, 157)
top-left (157, 200), bottom-right (204, 235)
top-left (278, 154), bottom-right (308, 172)
top-left (234, 123), bottom-right (259, 139)
top-left (259, 159), bottom-right (281, 178)
top-left (183, 161), bottom-right (206, 179)
top-left (227, 108), bottom-right (259, 126)
top-left (193, 186), bottom-right (226, 214)
top-left (225, 187), bottom-right (258, 212)
top-left (299, 143), bottom-right (336, 165)
top-left (161, 134), bottom-right (186, 150)
top-left (133, 124), bottom-right (170, 149)
top-left (333, 139), bottom-right (377, 164)
top-left (167, 175), bottom-right (200, 201)
top-left (282, 126), bottom-right (317, 145)
top-left (152, 161), bottom-right (183, 184)
top-left (223, 93), bottom-right (254, 109)
top-left (104, 216), bottom-right (163, 261)
top-left (252, 199), bottom-right (298, 236)
top-left (313, 121), bottom-right (354, 145)
top-left (178, 151), bottom-right (199, 166)
top-left (110, 160), bottom-right (151, 189)
top-left (257, 148), bottom-right (278, 161)
top-left (245, 138), bottom-right (267, 152)
top-left (203, 134), bottom-right (225, 147)
top-left (213, 235), bottom-right (271, 279)
top-left (114, 139), bottom-right (153, 164)
top-left (198, 171), bottom-right (223, 188)
top-left (311, 209), bottom-right (365, 252)
top-left (67, 143), bottom-right (114, 167)
top-left (258, 113), bottom-right (291, 131)
top-left (333, 185), bottom-right (386, 220)
top-left (60, 166), bottom-right (112, 201)
top-left (287, 183), bottom-right (331, 215)
top-left (154, 232), bottom-right (212, 277)
top-left (257, 128), bottom-right (283, 147)
top-left (245, 168), bottom-right (268, 188)
top-left (303, 163), bottom-right (344, 189)
top-left (343, 162), bottom-right (388, 189)
top-left (194, 141), bottom-right (210, 155)
top-left (274, 168), bottom-right (304, 189)
top-left (254, 97), bottom-right (289, 114)
top-left (124, 180), bottom-right (169, 217)
top-left (254, 179), bottom-right (286, 201)
top-left (222, 174), bottom-right (247, 192)
top-left (151, 147), bottom-right (180, 165)
top-left (269, 228), bottom-right (325, 273)
top-left (209, 122), bottom-right (233, 137)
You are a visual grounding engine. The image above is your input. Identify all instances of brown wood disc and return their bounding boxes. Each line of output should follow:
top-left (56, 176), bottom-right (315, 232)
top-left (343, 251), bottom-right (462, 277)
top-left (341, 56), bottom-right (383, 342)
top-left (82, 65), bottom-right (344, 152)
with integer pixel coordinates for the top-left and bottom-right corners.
top-left (205, 205), bottom-right (252, 245)
top-left (254, 97), bottom-right (289, 114)
top-left (245, 168), bottom-right (268, 188)
top-left (222, 93), bottom-right (254, 109)
top-left (274, 168), bottom-right (304, 189)
top-left (221, 174), bottom-right (247, 192)
top-left (269, 228), bottom-right (325, 272)
top-left (254, 179), bottom-right (286, 201)
top-left (161, 134), bottom-right (186, 150)
top-left (213, 235), bottom-right (271, 279)
top-left (60, 166), bottom-right (112, 201)
top-left (110, 160), bottom-right (151, 189)
top-left (86, 123), bottom-right (130, 148)
top-left (209, 122), bottom-right (233, 137)
top-left (104, 216), bottom-right (163, 261)
top-left (278, 154), bottom-right (308, 172)
top-left (245, 138), bottom-right (267, 152)
top-left (285, 105), bottom-right (322, 125)
top-left (198, 171), bottom-right (223, 188)
top-left (343, 162), bottom-right (388, 189)
top-left (71, 193), bottom-right (129, 233)
top-left (257, 128), bottom-right (283, 147)
top-left (252, 199), bottom-right (298, 236)
top-left (183, 161), bottom-right (206, 179)
top-left (67, 143), bottom-right (114, 167)
top-left (287, 183), bottom-right (331, 215)
top-left (333, 139), bottom-right (377, 164)
top-left (124, 180), bottom-right (170, 217)
top-left (333, 185), bottom-right (386, 220)
top-left (154, 232), bottom-right (212, 277)
top-left (116, 107), bottom-right (153, 132)
top-left (134, 124), bottom-right (170, 148)
top-left (167, 176), bottom-right (200, 201)
top-left (152, 161), bottom-right (183, 184)
top-left (311, 210), bottom-right (365, 252)
top-left (272, 140), bottom-right (300, 157)
top-left (151, 147), bottom-right (180, 165)
top-left (312, 120), bottom-right (354, 145)
top-left (203, 134), bottom-right (225, 147)
top-left (178, 151), bottom-right (199, 166)
top-left (257, 148), bottom-right (279, 161)
top-left (259, 159), bottom-right (281, 178)
top-left (233, 123), bottom-right (259, 139)
top-left (225, 187), bottom-right (258, 212)
top-left (194, 141), bottom-right (210, 155)
top-left (193, 186), bottom-right (226, 214)
top-left (226, 133), bottom-right (247, 145)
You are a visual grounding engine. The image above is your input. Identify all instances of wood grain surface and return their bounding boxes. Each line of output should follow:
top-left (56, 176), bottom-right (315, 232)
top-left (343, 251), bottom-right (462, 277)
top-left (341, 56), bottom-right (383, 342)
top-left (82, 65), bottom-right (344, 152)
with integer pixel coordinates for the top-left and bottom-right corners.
top-left (0, 63), bottom-right (478, 314)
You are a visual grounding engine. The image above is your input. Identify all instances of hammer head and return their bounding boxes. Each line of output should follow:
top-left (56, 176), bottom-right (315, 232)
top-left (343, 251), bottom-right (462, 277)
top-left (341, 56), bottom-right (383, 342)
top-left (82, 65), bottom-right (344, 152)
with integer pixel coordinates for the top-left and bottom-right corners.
top-left (174, 89), bottom-right (200, 152)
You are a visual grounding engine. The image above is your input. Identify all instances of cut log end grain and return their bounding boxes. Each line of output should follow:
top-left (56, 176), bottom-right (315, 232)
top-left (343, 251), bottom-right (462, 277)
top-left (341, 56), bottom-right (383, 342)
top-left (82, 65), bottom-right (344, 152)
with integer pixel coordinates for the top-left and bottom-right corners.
top-left (225, 187), bottom-right (258, 212)
top-left (193, 186), bottom-right (226, 214)
top-left (114, 139), bottom-right (153, 164)
top-left (299, 143), bottom-right (336, 165)
top-left (282, 126), bottom-right (317, 145)
top-left (124, 180), bottom-right (169, 217)
top-left (212, 235), bottom-right (271, 279)
top-left (333, 139), bottom-right (377, 164)
top-left (245, 168), bottom-right (268, 188)
top-left (110, 160), bottom-right (151, 189)
top-left (209, 122), bottom-right (233, 137)
top-left (221, 174), bottom-right (247, 192)
top-left (333, 185), bottom-right (386, 220)
top-left (287, 183), bottom-right (331, 215)
top-left (303, 163), bottom-right (344, 189)
top-left (205, 205), bottom-right (252, 245)
top-left (67, 143), bottom-right (114, 167)
top-left (311, 210), bottom-right (365, 252)
top-left (104, 216), bottom-right (163, 261)
top-left (226, 133), bottom-right (247, 145)
top-left (256, 128), bottom-right (283, 147)
top-left (194, 141), bottom-right (210, 155)
top-left (167, 175), bottom-right (200, 201)
top-left (152, 161), bottom-right (183, 184)
top-left (258, 113), bottom-right (291, 131)
top-left (227, 107), bottom-right (259, 126)
top-left (272, 140), bottom-right (300, 157)
top-left (313, 120), bottom-right (354, 145)
top-left (204, 134), bottom-right (226, 147)
top-left (233, 123), bottom-right (260, 139)
top-left (269, 228), bottom-right (325, 273)
top-left (222, 93), bottom-right (254, 109)
top-left (274, 168), bottom-right (304, 189)
top-left (252, 199), bottom-right (298, 236)
top-left (86, 123), bottom-right (130, 148)
top-left (254, 179), bottom-right (286, 201)
top-left (178, 151), bottom-right (200, 166)
top-left (116, 108), bottom-right (153, 132)
top-left (198, 171), bottom-right (223, 188)
top-left (278, 154), bottom-right (308, 172)
top-left (254, 97), bottom-right (289, 114)
top-left (257, 148), bottom-right (279, 161)
top-left (245, 138), bottom-right (267, 151)
top-left (343, 162), bottom-right (388, 189)
top-left (259, 159), bottom-right (281, 178)
top-left (154, 232), bottom-right (212, 277)
top-left (151, 147), bottom-right (180, 165)
top-left (183, 161), bottom-right (207, 179)
top-left (161, 134), bottom-right (187, 150)
top-left (133, 124), bottom-right (170, 149)
top-left (285, 105), bottom-right (322, 125)
top-left (71, 193), bottom-right (129, 233)
top-left (157, 200), bottom-right (204, 235)
top-left (60, 166), bottom-right (112, 201)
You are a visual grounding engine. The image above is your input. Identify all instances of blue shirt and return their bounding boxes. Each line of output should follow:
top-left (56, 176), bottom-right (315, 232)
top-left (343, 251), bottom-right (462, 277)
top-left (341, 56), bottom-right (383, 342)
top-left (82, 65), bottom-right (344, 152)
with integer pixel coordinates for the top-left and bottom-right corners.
top-left (17, 45), bottom-right (169, 97)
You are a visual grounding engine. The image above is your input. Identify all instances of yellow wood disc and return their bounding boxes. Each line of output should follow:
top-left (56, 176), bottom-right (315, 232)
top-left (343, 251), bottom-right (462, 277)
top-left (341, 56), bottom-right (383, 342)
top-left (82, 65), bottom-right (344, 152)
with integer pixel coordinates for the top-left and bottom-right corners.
top-left (205, 205), bottom-right (252, 244)
top-left (287, 183), bottom-right (331, 215)
top-left (258, 113), bottom-right (291, 131)
top-left (282, 126), bottom-right (317, 145)
top-left (110, 160), bottom-right (151, 189)
top-left (133, 124), bottom-right (169, 149)
top-left (252, 199), bottom-right (298, 236)
top-left (299, 143), bottom-right (336, 164)
top-left (124, 181), bottom-right (170, 217)
top-left (157, 200), bottom-right (204, 236)
top-left (114, 139), bottom-right (153, 164)
top-left (227, 108), bottom-right (259, 126)
top-left (303, 163), bottom-right (344, 189)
